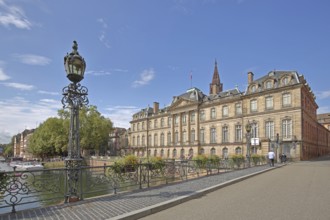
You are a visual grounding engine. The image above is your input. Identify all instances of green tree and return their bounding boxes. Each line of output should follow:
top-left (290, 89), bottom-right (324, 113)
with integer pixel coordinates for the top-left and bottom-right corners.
top-left (29, 117), bottom-right (67, 160)
top-left (79, 106), bottom-right (113, 156)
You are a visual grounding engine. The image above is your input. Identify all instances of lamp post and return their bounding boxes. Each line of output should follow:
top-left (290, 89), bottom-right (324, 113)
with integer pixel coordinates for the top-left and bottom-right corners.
top-left (245, 121), bottom-right (251, 167)
top-left (62, 41), bottom-right (88, 203)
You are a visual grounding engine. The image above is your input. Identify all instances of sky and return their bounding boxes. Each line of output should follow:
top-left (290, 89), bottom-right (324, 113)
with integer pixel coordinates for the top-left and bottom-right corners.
top-left (0, 0), bottom-right (330, 144)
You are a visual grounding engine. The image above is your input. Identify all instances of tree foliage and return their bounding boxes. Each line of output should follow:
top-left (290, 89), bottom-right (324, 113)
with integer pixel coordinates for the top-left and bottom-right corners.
top-left (29, 105), bottom-right (113, 159)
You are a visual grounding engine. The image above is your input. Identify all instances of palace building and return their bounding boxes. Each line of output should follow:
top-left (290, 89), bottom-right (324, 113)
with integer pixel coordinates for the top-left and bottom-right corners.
top-left (129, 62), bottom-right (330, 161)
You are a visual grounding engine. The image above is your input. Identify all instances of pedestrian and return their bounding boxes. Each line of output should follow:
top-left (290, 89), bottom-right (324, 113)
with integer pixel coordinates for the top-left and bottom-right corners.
top-left (268, 150), bottom-right (275, 167)
top-left (281, 153), bottom-right (286, 163)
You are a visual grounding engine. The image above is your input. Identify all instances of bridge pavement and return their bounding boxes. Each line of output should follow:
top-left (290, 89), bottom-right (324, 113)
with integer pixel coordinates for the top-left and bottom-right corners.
top-left (1, 163), bottom-right (284, 220)
top-left (141, 156), bottom-right (330, 220)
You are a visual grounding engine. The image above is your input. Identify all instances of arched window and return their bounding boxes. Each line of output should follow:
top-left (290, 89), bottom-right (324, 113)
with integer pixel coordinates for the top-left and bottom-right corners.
top-left (222, 147), bottom-right (228, 158)
top-left (172, 149), bottom-right (177, 158)
top-left (210, 127), bottom-right (216, 143)
top-left (210, 148), bottom-right (216, 155)
top-left (235, 147), bottom-right (242, 155)
top-left (160, 133), bottom-right (165, 146)
top-left (200, 148), bottom-right (205, 155)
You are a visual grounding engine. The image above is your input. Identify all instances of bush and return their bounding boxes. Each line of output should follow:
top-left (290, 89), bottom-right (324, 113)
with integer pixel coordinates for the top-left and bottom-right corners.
top-left (231, 154), bottom-right (245, 168)
top-left (251, 154), bottom-right (261, 166)
top-left (193, 154), bottom-right (208, 168)
top-left (149, 156), bottom-right (165, 170)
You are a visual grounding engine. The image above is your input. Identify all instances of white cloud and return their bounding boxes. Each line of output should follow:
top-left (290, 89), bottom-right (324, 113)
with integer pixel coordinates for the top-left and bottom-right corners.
top-left (2, 82), bottom-right (34, 90)
top-left (0, 67), bottom-right (10, 80)
top-left (0, 0), bottom-right (33, 29)
top-left (316, 90), bottom-right (330, 100)
top-left (97, 18), bottom-right (111, 48)
top-left (86, 70), bottom-right (111, 76)
top-left (0, 97), bottom-right (61, 144)
top-left (132, 68), bottom-right (155, 88)
top-left (13, 54), bottom-right (51, 66)
top-left (38, 90), bottom-right (58, 96)
top-left (103, 105), bottom-right (140, 128)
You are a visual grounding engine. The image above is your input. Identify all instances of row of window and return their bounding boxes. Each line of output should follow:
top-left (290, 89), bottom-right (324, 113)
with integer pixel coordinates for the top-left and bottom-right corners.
top-left (250, 75), bottom-right (292, 93)
top-left (132, 93), bottom-right (292, 132)
top-left (134, 146), bottom-right (260, 159)
top-left (132, 119), bottom-right (293, 147)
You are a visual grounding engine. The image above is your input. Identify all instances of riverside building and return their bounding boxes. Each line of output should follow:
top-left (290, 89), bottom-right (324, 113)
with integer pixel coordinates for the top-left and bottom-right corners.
top-left (129, 62), bottom-right (330, 161)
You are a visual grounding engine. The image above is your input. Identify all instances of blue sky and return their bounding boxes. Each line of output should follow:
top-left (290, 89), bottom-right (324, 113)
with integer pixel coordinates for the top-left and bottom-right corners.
top-left (0, 0), bottom-right (330, 144)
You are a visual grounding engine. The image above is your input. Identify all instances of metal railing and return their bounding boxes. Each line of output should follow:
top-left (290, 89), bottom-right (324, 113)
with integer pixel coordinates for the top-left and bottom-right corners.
top-left (0, 158), bottom-right (266, 215)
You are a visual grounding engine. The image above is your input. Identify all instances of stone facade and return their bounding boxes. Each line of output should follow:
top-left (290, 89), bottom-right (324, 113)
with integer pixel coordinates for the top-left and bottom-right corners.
top-left (129, 62), bottom-right (330, 161)
top-left (13, 129), bottom-right (35, 159)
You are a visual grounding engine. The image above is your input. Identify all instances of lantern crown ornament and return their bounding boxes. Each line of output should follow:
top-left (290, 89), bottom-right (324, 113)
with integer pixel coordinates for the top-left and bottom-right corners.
top-left (245, 121), bottom-right (252, 133)
top-left (64, 41), bottom-right (86, 83)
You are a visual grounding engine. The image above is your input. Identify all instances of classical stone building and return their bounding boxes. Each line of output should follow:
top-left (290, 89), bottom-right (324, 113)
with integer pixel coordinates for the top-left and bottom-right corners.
top-left (109, 127), bottom-right (128, 156)
top-left (13, 129), bottom-right (35, 159)
top-left (129, 62), bottom-right (330, 161)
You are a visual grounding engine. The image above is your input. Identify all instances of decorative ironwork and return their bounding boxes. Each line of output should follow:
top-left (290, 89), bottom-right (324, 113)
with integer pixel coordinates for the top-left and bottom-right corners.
top-left (62, 41), bottom-right (88, 203)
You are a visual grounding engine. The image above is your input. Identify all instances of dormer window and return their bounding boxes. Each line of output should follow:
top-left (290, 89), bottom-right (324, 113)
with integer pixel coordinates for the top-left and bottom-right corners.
top-left (251, 85), bottom-right (257, 92)
top-left (265, 81), bottom-right (272, 89)
top-left (282, 77), bottom-right (289, 86)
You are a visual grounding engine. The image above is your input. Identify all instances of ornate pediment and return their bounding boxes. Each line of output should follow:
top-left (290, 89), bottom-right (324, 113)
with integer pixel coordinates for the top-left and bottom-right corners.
top-left (169, 97), bottom-right (197, 111)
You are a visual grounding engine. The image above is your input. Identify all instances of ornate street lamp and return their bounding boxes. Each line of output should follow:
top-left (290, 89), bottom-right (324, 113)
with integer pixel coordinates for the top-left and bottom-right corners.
top-left (245, 121), bottom-right (251, 167)
top-left (62, 41), bottom-right (89, 202)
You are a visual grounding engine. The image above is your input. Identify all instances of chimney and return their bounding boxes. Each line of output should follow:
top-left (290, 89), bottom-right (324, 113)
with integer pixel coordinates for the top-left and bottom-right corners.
top-left (153, 102), bottom-right (159, 114)
top-left (248, 72), bottom-right (254, 84)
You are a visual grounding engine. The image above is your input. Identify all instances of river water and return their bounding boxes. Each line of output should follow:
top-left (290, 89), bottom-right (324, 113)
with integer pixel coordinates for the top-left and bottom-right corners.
top-left (0, 162), bottom-right (12, 172)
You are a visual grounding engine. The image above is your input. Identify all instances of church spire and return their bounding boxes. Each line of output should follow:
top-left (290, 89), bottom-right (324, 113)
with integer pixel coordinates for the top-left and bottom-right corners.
top-left (209, 59), bottom-right (223, 95)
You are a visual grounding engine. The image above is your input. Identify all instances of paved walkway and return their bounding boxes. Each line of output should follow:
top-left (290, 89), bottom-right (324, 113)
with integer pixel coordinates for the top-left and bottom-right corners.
top-left (141, 156), bottom-right (330, 220)
top-left (0, 164), bottom-right (278, 220)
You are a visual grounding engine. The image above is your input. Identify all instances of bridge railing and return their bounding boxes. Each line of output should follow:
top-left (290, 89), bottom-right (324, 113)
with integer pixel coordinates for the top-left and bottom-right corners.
top-left (0, 158), bottom-right (266, 214)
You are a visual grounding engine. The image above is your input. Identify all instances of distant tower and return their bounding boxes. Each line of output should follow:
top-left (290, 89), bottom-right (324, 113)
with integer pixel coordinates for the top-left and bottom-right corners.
top-left (209, 60), bottom-right (223, 95)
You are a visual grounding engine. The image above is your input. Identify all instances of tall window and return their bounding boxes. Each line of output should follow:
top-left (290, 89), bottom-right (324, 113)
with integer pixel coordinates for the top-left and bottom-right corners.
top-left (235, 125), bottom-right (242, 142)
top-left (265, 96), bottom-right (273, 110)
top-left (167, 132), bottom-right (171, 145)
top-left (154, 150), bottom-right (157, 157)
top-left (190, 129), bottom-right (195, 143)
top-left (172, 149), bottom-right (177, 158)
top-left (282, 119), bottom-right (292, 139)
top-left (142, 122), bottom-right (145, 130)
top-left (200, 110), bottom-right (205, 121)
top-left (137, 123), bottom-right (140, 131)
top-left (133, 136), bottom-right (135, 146)
top-left (250, 99), bottom-right (257, 112)
top-left (148, 135), bottom-right (152, 147)
top-left (161, 118), bottom-right (164, 127)
top-left (160, 133), bottom-right (164, 146)
top-left (190, 111), bottom-right (195, 123)
top-left (282, 93), bottom-right (291, 107)
top-left (168, 117), bottom-right (172, 127)
top-left (160, 149), bottom-right (164, 157)
top-left (222, 126), bottom-right (229, 143)
top-left (235, 103), bottom-right (242, 115)
top-left (154, 134), bottom-right (158, 146)
top-left (182, 113), bottom-right (187, 125)
top-left (175, 131), bottom-right (179, 144)
top-left (137, 136), bottom-right (140, 146)
top-left (251, 122), bottom-right (258, 138)
top-left (265, 121), bottom-right (274, 139)
top-left (174, 115), bottom-right (179, 125)
top-left (200, 128), bottom-right (205, 144)
top-left (182, 130), bottom-right (187, 143)
top-left (210, 128), bottom-right (216, 143)
top-left (222, 147), bottom-right (228, 158)
top-left (142, 135), bottom-right (145, 146)
top-left (222, 106), bottom-right (229, 117)
top-left (154, 119), bottom-right (158, 128)
top-left (211, 108), bottom-right (216, 119)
